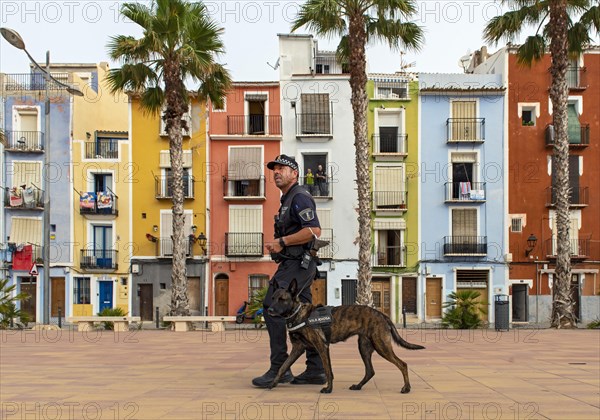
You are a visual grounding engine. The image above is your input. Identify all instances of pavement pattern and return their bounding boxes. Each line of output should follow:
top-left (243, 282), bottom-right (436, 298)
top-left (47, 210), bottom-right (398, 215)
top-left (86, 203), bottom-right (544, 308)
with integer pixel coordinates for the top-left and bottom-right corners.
top-left (1, 327), bottom-right (599, 419)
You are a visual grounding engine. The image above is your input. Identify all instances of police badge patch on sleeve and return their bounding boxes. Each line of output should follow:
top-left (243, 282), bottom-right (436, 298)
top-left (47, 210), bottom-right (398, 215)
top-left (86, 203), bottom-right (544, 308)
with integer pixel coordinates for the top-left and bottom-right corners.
top-left (298, 208), bottom-right (315, 222)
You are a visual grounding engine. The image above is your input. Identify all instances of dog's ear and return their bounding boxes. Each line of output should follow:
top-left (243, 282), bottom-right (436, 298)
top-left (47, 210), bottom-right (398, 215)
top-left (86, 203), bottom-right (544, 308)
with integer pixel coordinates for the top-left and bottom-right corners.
top-left (272, 279), bottom-right (279, 290)
top-left (288, 279), bottom-right (298, 296)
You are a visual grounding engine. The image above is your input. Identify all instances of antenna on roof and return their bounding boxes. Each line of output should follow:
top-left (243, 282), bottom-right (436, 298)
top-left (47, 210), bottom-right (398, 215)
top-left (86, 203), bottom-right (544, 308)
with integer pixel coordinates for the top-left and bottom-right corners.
top-left (267, 57), bottom-right (280, 70)
top-left (399, 51), bottom-right (416, 73)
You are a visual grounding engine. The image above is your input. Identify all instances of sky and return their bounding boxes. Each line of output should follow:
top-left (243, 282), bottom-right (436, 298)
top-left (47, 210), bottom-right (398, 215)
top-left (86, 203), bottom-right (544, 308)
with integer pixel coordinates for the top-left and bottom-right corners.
top-left (0, 1), bottom-right (513, 79)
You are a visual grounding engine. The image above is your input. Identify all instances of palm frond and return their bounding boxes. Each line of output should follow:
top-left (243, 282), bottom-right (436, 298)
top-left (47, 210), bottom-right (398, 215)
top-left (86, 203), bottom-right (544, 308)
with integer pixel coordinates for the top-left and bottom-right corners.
top-left (578, 4), bottom-right (600, 34)
top-left (516, 34), bottom-right (547, 66)
top-left (196, 63), bottom-right (232, 109)
top-left (568, 22), bottom-right (594, 53)
top-left (106, 63), bottom-right (157, 94)
top-left (139, 87), bottom-right (165, 115)
top-left (368, 18), bottom-right (424, 52)
top-left (291, 0), bottom-right (346, 37)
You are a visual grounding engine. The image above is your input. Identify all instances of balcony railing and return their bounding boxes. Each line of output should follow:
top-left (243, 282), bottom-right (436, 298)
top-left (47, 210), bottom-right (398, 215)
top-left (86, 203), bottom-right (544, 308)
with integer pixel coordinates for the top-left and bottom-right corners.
top-left (155, 175), bottom-right (195, 199)
top-left (79, 191), bottom-right (118, 215)
top-left (223, 176), bottom-right (266, 198)
top-left (545, 124), bottom-right (590, 147)
top-left (2, 73), bottom-right (69, 91)
top-left (4, 186), bottom-right (44, 209)
top-left (372, 245), bottom-right (406, 268)
top-left (545, 186), bottom-right (589, 207)
top-left (3, 130), bottom-right (44, 152)
top-left (296, 113), bottom-right (333, 137)
top-left (445, 182), bottom-right (486, 202)
top-left (314, 55), bottom-right (348, 74)
top-left (80, 249), bottom-right (118, 270)
top-left (544, 238), bottom-right (590, 259)
top-left (566, 66), bottom-right (587, 90)
top-left (225, 232), bottom-right (264, 257)
top-left (85, 139), bottom-right (119, 159)
top-left (372, 134), bottom-right (408, 155)
top-left (372, 191), bottom-right (407, 211)
top-left (299, 176), bottom-right (334, 199)
top-left (318, 229), bottom-right (334, 259)
top-left (443, 236), bottom-right (487, 256)
top-left (226, 115), bottom-right (282, 135)
top-left (158, 237), bottom-right (192, 257)
top-left (446, 118), bottom-right (485, 142)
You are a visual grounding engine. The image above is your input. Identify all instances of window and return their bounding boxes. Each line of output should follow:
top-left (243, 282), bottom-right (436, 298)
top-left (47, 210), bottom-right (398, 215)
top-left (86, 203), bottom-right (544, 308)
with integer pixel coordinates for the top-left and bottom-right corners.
top-left (518, 103), bottom-right (539, 127)
top-left (452, 208), bottom-right (477, 238)
top-left (316, 64), bottom-right (330, 74)
top-left (248, 275), bottom-right (269, 299)
top-left (511, 216), bottom-right (524, 233)
top-left (160, 108), bottom-right (192, 137)
top-left (522, 110), bottom-right (534, 126)
top-left (302, 154), bottom-right (328, 197)
top-left (376, 230), bottom-right (403, 266)
top-left (375, 82), bottom-right (408, 99)
top-left (73, 277), bottom-right (91, 304)
top-left (373, 166), bottom-right (405, 210)
top-left (160, 211), bottom-right (192, 256)
top-left (163, 168), bottom-right (192, 198)
top-left (450, 100), bottom-right (478, 141)
top-left (300, 94), bottom-right (331, 135)
top-left (227, 147), bottom-right (263, 197)
top-left (227, 206), bottom-right (263, 256)
top-left (246, 95), bottom-right (267, 134)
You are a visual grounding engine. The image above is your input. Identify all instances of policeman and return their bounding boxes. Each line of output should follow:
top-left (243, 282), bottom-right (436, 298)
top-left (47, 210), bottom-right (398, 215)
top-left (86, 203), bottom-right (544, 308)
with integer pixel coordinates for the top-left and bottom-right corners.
top-left (252, 154), bottom-right (326, 388)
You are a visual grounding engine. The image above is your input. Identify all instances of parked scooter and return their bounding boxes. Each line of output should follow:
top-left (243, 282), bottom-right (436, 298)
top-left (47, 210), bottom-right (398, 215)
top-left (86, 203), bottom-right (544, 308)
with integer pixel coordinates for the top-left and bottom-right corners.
top-left (235, 301), bottom-right (264, 327)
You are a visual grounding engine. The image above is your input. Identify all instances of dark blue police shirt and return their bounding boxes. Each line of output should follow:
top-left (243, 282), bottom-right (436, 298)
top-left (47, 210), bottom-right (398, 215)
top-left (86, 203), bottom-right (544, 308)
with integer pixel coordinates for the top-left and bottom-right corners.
top-left (280, 183), bottom-right (320, 234)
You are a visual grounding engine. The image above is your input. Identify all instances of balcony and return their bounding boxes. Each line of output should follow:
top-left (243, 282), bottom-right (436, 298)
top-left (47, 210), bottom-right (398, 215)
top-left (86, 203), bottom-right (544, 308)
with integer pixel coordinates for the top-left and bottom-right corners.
top-left (3, 130), bottom-right (44, 152)
top-left (225, 232), bottom-right (264, 257)
top-left (566, 66), bottom-right (588, 90)
top-left (446, 118), bottom-right (485, 142)
top-left (372, 134), bottom-right (408, 156)
top-left (372, 191), bottom-right (407, 212)
top-left (314, 54), bottom-right (348, 74)
top-left (545, 186), bottom-right (589, 208)
top-left (4, 186), bottom-right (44, 209)
top-left (85, 139), bottom-right (119, 159)
top-left (544, 238), bottom-right (590, 260)
top-left (317, 229), bottom-right (334, 259)
top-left (79, 191), bottom-right (118, 215)
top-left (2, 72), bottom-right (69, 91)
top-left (80, 249), bottom-right (118, 270)
top-left (158, 237), bottom-right (192, 258)
top-left (372, 245), bottom-right (406, 268)
top-left (223, 176), bottom-right (266, 200)
top-left (443, 236), bottom-right (487, 256)
top-left (545, 124), bottom-right (590, 147)
top-left (299, 176), bottom-right (334, 199)
top-left (445, 182), bottom-right (486, 202)
top-left (296, 113), bottom-right (333, 138)
top-left (155, 175), bottom-right (195, 199)
top-left (226, 115), bottom-right (282, 135)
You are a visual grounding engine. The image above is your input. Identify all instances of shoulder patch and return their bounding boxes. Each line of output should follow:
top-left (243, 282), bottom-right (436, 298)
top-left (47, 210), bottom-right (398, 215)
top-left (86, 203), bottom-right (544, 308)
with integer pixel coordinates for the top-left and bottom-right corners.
top-left (298, 208), bottom-right (315, 222)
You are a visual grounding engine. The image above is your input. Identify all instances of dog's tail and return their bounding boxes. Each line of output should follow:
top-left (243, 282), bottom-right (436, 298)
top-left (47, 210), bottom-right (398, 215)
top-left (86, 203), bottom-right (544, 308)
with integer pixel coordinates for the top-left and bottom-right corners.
top-left (386, 317), bottom-right (425, 350)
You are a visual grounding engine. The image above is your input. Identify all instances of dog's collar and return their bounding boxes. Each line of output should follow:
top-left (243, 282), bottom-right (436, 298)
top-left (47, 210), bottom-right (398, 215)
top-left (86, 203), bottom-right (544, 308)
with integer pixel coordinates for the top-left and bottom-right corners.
top-left (285, 303), bottom-right (306, 331)
top-left (285, 302), bottom-right (302, 321)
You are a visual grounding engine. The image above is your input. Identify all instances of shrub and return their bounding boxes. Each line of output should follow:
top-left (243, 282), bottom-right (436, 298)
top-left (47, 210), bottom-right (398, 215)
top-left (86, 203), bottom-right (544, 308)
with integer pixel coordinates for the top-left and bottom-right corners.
top-left (97, 307), bottom-right (127, 330)
top-left (442, 290), bottom-right (488, 329)
top-left (587, 318), bottom-right (600, 329)
top-left (0, 278), bottom-right (31, 329)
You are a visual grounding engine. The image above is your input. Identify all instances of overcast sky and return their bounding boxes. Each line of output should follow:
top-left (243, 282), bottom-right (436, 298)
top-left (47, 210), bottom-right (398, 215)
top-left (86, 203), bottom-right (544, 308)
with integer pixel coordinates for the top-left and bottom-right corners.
top-left (0, 1), bottom-right (513, 79)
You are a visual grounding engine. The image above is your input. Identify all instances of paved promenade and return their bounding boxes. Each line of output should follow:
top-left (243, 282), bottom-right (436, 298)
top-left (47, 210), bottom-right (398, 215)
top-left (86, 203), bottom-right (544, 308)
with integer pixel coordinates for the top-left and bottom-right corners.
top-left (1, 328), bottom-right (598, 419)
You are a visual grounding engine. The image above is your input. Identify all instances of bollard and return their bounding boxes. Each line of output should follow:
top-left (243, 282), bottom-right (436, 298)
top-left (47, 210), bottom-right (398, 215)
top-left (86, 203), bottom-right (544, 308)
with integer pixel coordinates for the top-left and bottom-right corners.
top-left (402, 306), bottom-right (407, 329)
top-left (155, 307), bottom-right (160, 329)
top-left (58, 307), bottom-right (62, 328)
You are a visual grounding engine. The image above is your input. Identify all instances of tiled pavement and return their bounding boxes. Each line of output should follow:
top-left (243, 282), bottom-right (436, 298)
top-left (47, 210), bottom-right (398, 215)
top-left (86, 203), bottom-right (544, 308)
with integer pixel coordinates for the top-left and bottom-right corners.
top-left (1, 327), bottom-right (598, 419)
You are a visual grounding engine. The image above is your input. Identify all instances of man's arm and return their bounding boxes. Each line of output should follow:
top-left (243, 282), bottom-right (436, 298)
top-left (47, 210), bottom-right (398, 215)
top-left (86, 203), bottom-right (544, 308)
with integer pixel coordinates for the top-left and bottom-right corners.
top-left (265, 227), bottom-right (320, 254)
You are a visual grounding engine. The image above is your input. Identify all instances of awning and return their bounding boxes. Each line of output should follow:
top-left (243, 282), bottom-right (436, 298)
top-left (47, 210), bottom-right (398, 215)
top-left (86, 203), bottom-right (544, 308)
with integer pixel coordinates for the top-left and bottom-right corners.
top-left (245, 94), bottom-right (268, 102)
top-left (373, 219), bottom-right (406, 230)
top-left (9, 217), bottom-right (42, 246)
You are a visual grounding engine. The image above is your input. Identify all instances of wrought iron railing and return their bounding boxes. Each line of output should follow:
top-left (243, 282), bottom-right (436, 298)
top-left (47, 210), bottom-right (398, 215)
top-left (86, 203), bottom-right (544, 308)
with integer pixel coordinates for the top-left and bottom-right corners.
top-left (79, 192), bottom-right (118, 215)
top-left (223, 176), bottom-right (266, 198)
top-left (85, 139), bottom-right (119, 159)
top-left (296, 113), bottom-right (333, 136)
top-left (4, 186), bottom-right (44, 209)
top-left (318, 229), bottom-right (334, 259)
top-left (80, 249), bottom-right (118, 270)
top-left (314, 55), bottom-right (348, 74)
top-left (566, 66), bottom-right (587, 89)
top-left (545, 186), bottom-right (589, 207)
top-left (443, 236), bottom-right (487, 255)
top-left (226, 115), bottom-right (282, 135)
top-left (544, 238), bottom-right (590, 259)
top-left (445, 182), bottom-right (486, 202)
top-left (372, 134), bottom-right (408, 154)
top-left (225, 232), bottom-right (264, 257)
top-left (158, 237), bottom-right (192, 257)
top-left (446, 118), bottom-right (485, 142)
top-left (545, 124), bottom-right (590, 146)
top-left (2, 73), bottom-right (69, 91)
top-left (372, 245), bottom-right (406, 267)
top-left (3, 130), bottom-right (44, 151)
top-left (299, 176), bottom-right (334, 199)
top-left (372, 191), bottom-right (407, 210)
top-left (154, 175), bottom-right (195, 199)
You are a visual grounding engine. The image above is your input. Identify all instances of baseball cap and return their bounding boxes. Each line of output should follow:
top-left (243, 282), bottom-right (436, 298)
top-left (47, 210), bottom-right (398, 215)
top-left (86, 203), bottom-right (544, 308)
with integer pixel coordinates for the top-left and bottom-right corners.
top-left (267, 154), bottom-right (298, 171)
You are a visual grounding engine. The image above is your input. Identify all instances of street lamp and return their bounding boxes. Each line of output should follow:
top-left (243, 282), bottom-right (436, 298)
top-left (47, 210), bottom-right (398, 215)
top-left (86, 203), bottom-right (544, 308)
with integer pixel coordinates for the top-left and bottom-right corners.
top-left (1, 27), bottom-right (83, 325)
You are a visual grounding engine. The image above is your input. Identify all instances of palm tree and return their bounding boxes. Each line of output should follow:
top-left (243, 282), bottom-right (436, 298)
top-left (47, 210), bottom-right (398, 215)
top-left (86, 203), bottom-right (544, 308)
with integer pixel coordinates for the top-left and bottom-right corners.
top-left (484, 0), bottom-right (599, 328)
top-left (292, 0), bottom-right (423, 306)
top-left (107, 0), bottom-right (230, 316)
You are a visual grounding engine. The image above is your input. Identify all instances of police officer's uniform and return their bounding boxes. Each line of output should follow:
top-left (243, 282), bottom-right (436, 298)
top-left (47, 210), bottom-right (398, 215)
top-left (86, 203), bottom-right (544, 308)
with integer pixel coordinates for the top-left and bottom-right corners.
top-left (253, 155), bottom-right (324, 387)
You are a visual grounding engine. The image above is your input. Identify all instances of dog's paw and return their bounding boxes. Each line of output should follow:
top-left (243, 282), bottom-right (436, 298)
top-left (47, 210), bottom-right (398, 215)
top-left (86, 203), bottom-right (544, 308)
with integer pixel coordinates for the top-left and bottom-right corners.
top-left (349, 384), bottom-right (362, 391)
top-left (320, 387), bottom-right (332, 394)
top-left (400, 385), bottom-right (411, 394)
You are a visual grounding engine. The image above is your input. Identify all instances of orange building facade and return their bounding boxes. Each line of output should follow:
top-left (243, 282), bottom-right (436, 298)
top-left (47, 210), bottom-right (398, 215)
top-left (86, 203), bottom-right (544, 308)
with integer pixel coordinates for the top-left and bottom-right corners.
top-left (207, 82), bottom-right (282, 316)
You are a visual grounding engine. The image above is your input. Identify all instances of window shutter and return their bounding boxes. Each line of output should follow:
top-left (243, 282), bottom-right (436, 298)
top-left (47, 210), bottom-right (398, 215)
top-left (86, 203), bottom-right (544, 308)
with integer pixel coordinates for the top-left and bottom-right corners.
top-left (228, 147), bottom-right (262, 180)
top-left (452, 209), bottom-right (477, 237)
top-left (12, 162), bottom-right (41, 187)
top-left (301, 94), bottom-right (330, 134)
top-left (451, 100), bottom-right (477, 140)
top-left (374, 166), bottom-right (404, 206)
top-left (159, 150), bottom-right (192, 168)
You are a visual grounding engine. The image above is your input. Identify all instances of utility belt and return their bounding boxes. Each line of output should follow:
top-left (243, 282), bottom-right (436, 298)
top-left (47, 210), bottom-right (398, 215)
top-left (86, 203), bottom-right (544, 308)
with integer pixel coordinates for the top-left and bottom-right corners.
top-left (271, 245), bottom-right (319, 269)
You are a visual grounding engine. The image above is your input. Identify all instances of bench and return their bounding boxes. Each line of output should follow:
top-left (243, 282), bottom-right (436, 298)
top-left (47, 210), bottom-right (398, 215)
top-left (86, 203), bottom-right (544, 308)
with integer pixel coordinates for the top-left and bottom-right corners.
top-left (67, 316), bottom-right (141, 332)
top-left (163, 316), bottom-right (237, 332)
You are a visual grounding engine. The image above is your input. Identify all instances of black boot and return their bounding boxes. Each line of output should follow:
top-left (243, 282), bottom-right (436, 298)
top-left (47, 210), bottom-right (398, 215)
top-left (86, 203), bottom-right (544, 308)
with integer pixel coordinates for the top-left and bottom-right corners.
top-left (291, 370), bottom-right (326, 385)
top-left (251, 368), bottom-right (293, 388)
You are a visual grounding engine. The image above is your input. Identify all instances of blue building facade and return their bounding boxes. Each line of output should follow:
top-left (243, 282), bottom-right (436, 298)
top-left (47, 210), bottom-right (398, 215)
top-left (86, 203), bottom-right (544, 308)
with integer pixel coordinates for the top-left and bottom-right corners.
top-left (418, 73), bottom-right (508, 324)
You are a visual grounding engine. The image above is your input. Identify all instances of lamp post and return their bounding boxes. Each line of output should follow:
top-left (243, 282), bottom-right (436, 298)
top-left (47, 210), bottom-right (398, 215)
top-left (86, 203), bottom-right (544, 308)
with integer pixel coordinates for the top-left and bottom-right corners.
top-left (1, 28), bottom-right (83, 324)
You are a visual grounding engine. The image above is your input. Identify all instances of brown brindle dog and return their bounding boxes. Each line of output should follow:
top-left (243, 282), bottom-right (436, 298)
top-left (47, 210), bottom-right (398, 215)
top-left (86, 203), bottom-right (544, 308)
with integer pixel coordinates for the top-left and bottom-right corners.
top-left (267, 279), bottom-right (425, 394)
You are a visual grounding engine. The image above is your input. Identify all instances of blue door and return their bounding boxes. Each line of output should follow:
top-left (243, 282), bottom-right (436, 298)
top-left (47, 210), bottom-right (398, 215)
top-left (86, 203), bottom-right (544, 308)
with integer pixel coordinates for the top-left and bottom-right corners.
top-left (93, 225), bottom-right (113, 268)
top-left (98, 281), bottom-right (113, 311)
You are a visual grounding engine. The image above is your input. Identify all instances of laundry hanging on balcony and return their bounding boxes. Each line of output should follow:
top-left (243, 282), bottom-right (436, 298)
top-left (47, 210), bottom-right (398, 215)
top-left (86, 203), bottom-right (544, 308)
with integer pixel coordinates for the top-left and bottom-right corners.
top-left (97, 191), bottom-right (112, 209)
top-left (80, 192), bottom-right (96, 210)
top-left (9, 187), bottom-right (23, 207)
top-left (22, 187), bottom-right (35, 205)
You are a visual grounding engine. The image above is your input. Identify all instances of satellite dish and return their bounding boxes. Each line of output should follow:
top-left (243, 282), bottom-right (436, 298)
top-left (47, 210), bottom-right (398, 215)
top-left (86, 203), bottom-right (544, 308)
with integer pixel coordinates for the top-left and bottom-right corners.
top-left (267, 57), bottom-right (280, 70)
top-left (458, 54), bottom-right (472, 71)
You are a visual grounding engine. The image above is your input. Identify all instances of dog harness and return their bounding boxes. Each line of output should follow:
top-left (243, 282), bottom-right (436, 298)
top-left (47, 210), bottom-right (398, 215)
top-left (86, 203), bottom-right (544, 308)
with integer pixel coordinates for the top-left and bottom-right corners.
top-left (286, 305), bottom-right (334, 343)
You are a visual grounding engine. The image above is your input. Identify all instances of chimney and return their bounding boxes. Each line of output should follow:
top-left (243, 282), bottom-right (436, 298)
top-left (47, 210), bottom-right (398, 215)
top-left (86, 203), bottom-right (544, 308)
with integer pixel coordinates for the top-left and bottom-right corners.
top-left (480, 46), bottom-right (488, 63)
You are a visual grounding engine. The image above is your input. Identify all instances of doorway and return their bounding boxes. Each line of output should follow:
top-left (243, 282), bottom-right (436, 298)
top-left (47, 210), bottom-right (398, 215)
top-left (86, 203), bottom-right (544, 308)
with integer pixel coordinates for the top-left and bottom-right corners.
top-left (570, 274), bottom-right (581, 321)
top-left (139, 284), bottom-right (153, 321)
top-left (512, 284), bottom-right (529, 322)
top-left (188, 277), bottom-right (203, 314)
top-left (311, 277), bottom-right (327, 306)
top-left (98, 280), bottom-right (113, 311)
top-left (215, 274), bottom-right (229, 316)
top-left (372, 279), bottom-right (390, 317)
top-left (425, 278), bottom-right (442, 319)
top-left (402, 277), bottom-right (417, 314)
top-left (20, 277), bottom-right (36, 322)
top-left (51, 277), bottom-right (65, 317)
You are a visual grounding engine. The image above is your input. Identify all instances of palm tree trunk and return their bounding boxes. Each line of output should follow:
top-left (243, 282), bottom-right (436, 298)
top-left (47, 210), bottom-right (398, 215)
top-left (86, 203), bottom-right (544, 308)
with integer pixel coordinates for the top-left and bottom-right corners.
top-left (164, 60), bottom-right (191, 317)
top-left (348, 15), bottom-right (372, 306)
top-left (548, 0), bottom-right (576, 328)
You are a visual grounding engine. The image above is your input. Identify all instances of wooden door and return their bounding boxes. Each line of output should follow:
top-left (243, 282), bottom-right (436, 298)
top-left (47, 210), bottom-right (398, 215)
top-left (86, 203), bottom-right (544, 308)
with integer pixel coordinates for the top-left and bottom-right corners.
top-left (215, 278), bottom-right (229, 316)
top-left (425, 278), bottom-right (442, 319)
top-left (20, 278), bottom-right (36, 322)
top-left (402, 277), bottom-right (417, 314)
top-left (372, 280), bottom-right (390, 317)
top-left (139, 284), bottom-right (153, 321)
top-left (188, 277), bottom-right (202, 313)
top-left (311, 278), bottom-right (327, 306)
top-left (51, 277), bottom-right (65, 317)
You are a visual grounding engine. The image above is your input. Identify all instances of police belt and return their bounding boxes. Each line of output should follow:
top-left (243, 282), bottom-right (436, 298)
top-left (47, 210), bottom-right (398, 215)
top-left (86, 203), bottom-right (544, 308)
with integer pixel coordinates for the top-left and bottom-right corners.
top-left (272, 245), bottom-right (305, 261)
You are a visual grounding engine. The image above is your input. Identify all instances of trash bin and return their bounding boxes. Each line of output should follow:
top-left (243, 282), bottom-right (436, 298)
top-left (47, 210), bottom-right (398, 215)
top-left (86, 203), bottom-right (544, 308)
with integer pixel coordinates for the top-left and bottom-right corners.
top-left (494, 294), bottom-right (509, 331)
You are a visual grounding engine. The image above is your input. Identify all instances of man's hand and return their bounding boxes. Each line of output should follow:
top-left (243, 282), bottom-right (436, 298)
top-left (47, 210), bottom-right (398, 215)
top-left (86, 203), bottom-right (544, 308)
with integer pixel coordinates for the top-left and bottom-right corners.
top-left (266, 241), bottom-right (283, 254)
